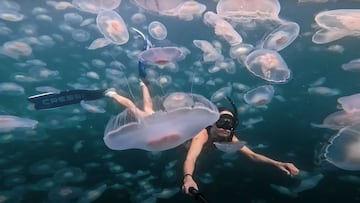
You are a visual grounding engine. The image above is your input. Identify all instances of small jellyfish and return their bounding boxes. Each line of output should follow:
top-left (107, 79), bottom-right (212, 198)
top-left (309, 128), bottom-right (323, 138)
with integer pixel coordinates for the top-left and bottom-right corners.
top-left (64, 12), bottom-right (83, 25)
top-left (88, 38), bottom-right (112, 50)
top-left (308, 86), bottom-right (341, 96)
top-left (148, 21), bottom-right (167, 40)
top-left (71, 29), bottom-right (90, 42)
top-left (48, 186), bottom-right (83, 202)
top-left (96, 10), bottom-right (129, 45)
top-left (245, 49), bottom-right (291, 83)
top-left (193, 40), bottom-right (223, 62)
top-left (214, 141), bottom-right (246, 153)
top-left (243, 85), bottom-right (275, 106)
top-left (0, 115), bottom-right (38, 132)
top-left (153, 187), bottom-right (180, 199)
top-left (261, 21), bottom-right (300, 51)
top-left (0, 10), bottom-right (24, 22)
top-left (138, 46), bottom-right (186, 66)
top-left (131, 12), bottom-right (146, 24)
top-left (80, 100), bottom-right (106, 113)
top-left (77, 184), bottom-right (107, 203)
top-left (342, 59), bottom-right (360, 72)
top-left (0, 82), bottom-right (24, 95)
top-left (203, 11), bottom-right (243, 46)
top-left (53, 167), bottom-right (86, 183)
top-left (210, 86), bottom-right (232, 102)
top-left (29, 159), bottom-right (67, 175)
top-left (1, 40), bottom-right (32, 59)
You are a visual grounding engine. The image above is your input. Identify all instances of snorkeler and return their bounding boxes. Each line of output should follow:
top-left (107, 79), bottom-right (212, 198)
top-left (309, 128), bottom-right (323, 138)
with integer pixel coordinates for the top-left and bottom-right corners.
top-left (182, 97), bottom-right (300, 195)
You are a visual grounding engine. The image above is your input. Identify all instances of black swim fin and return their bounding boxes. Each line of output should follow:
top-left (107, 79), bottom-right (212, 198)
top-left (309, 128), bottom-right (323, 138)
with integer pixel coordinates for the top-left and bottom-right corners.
top-left (27, 89), bottom-right (106, 110)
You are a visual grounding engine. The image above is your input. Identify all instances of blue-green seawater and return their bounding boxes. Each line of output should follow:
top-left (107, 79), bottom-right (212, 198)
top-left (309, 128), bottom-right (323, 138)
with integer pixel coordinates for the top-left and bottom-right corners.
top-left (1, 0), bottom-right (360, 202)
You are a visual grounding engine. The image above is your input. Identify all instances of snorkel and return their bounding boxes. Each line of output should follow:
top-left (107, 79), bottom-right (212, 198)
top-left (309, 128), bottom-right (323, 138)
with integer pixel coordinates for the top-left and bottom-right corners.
top-left (225, 96), bottom-right (238, 128)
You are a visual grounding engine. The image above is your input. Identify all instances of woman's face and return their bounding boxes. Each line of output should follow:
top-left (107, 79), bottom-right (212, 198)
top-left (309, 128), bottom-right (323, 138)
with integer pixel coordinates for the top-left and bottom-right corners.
top-left (212, 110), bottom-right (234, 137)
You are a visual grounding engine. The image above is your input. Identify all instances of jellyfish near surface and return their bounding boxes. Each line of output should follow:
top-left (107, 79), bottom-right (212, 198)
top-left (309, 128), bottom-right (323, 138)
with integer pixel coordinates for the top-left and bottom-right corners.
top-left (104, 92), bottom-right (219, 151)
top-left (320, 123), bottom-right (360, 171)
top-left (243, 85), bottom-right (275, 106)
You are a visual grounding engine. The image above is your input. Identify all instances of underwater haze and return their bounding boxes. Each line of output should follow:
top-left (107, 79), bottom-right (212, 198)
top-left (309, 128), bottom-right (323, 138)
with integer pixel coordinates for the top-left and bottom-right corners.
top-left (1, 0), bottom-right (360, 202)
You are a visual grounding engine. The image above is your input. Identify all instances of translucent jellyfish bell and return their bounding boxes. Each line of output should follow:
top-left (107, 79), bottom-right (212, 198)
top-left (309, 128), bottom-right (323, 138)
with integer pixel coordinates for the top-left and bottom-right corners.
top-left (0, 115), bottom-right (38, 132)
top-left (244, 49), bottom-right (291, 83)
top-left (138, 46), bottom-right (186, 66)
top-left (96, 10), bottom-right (129, 45)
top-left (72, 0), bottom-right (121, 14)
top-left (103, 92), bottom-right (219, 151)
top-left (320, 110), bottom-right (360, 130)
top-left (131, 0), bottom-right (184, 14)
top-left (163, 92), bottom-right (194, 111)
top-left (338, 93), bottom-right (360, 113)
top-left (322, 123), bottom-right (360, 171)
top-left (148, 21), bottom-right (167, 40)
top-left (216, 0), bottom-right (281, 22)
top-left (312, 9), bottom-right (360, 44)
top-left (243, 85), bottom-right (275, 106)
top-left (261, 21), bottom-right (300, 51)
top-left (214, 141), bottom-right (246, 153)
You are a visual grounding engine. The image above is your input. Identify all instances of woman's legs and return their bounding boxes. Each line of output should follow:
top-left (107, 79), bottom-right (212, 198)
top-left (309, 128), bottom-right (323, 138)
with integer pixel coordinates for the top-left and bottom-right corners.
top-left (105, 89), bottom-right (147, 117)
top-left (140, 81), bottom-right (154, 115)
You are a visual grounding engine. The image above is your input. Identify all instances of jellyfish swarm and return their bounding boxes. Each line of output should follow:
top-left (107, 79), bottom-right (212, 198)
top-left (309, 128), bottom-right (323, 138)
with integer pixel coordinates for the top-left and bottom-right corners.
top-left (312, 9), bottom-right (360, 44)
top-left (104, 92), bottom-right (219, 151)
top-left (138, 46), bottom-right (186, 66)
top-left (244, 49), bottom-right (291, 83)
top-left (320, 123), bottom-right (360, 171)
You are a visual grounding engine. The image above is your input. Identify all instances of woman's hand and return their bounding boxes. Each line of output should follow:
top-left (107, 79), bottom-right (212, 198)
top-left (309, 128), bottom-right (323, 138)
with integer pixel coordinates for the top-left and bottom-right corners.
top-left (276, 162), bottom-right (300, 177)
top-left (182, 175), bottom-right (198, 195)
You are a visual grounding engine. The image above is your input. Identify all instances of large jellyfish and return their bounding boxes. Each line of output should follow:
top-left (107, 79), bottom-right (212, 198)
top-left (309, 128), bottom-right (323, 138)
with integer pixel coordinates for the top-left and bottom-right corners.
top-left (261, 21), bottom-right (300, 51)
top-left (104, 92), bottom-right (219, 151)
top-left (138, 46), bottom-right (186, 66)
top-left (216, 0), bottom-right (281, 22)
top-left (321, 123), bottom-right (360, 171)
top-left (244, 49), bottom-right (291, 83)
top-left (312, 9), bottom-right (360, 44)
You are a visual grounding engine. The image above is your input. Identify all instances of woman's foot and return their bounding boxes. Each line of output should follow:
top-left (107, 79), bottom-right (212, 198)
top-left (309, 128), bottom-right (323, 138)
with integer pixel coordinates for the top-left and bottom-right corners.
top-left (104, 88), bottom-right (117, 97)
